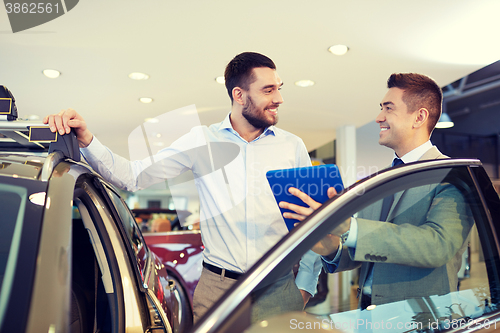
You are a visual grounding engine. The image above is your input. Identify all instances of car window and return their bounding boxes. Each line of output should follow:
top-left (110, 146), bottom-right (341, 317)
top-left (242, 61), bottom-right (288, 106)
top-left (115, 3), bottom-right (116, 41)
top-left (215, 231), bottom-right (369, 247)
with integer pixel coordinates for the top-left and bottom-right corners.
top-left (0, 183), bottom-right (27, 315)
top-left (0, 177), bottom-right (46, 332)
top-left (104, 186), bottom-right (149, 281)
top-left (223, 164), bottom-right (500, 333)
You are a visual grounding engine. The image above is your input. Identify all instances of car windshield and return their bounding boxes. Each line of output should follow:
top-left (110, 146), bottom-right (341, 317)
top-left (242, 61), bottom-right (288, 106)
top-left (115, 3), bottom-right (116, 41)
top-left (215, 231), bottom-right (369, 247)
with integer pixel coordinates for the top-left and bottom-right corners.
top-left (205, 162), bottom-right (500, 333)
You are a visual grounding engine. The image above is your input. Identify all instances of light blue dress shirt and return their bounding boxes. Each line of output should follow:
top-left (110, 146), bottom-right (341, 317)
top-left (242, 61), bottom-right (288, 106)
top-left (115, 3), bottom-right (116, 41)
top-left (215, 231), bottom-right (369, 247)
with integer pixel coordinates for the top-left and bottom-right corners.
top-left (81, 113), bottom-right (322, 295)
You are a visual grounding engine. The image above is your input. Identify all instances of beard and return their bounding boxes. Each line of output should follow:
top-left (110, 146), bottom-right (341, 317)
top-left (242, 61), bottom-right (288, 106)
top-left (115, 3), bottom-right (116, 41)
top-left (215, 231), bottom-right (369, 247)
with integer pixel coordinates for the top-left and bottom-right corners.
top-left (242, 96), bottom-right (278, 129)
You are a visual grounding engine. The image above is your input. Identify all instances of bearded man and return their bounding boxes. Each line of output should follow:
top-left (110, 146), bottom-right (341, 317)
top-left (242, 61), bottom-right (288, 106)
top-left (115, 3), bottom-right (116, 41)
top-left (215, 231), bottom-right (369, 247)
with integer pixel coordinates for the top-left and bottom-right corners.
top-left (45, 52), bottom-right (322, 324)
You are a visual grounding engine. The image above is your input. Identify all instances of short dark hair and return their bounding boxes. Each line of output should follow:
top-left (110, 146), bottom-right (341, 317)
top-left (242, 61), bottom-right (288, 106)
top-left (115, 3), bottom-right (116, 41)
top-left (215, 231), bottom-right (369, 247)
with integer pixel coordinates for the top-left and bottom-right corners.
top-left (224, 52), bottom-right (276, 103)
top-left (387, 73), bottom-right (443, 133)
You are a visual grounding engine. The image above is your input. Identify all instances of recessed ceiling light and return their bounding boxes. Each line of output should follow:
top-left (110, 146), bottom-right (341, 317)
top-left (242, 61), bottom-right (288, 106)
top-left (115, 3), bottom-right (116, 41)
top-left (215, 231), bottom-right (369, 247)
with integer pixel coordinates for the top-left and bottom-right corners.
top-left (144, 118), bottom-right (159, 123)
top-left (139, 97), bottom-right (153, 103)
top-left (328, 44), bottom-right (349, 56)
top-left (42, 69), bottom-right (61, 79)
top-left (129, 72), bottom-right (150, 80)
top-left (29, 192), bottom-right (46, 206)
top-left (435, 113), bottom-right (454, 128)
top-left (215, 76), bottom-right (225, 84)
top-left (295, 80), bottom-right (315, 87)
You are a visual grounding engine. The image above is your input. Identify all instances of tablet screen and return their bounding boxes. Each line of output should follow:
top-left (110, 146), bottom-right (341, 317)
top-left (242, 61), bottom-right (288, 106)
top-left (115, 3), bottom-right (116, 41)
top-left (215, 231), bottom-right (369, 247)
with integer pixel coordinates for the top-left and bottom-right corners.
top-left (266, 164), bottom-right (344, 231)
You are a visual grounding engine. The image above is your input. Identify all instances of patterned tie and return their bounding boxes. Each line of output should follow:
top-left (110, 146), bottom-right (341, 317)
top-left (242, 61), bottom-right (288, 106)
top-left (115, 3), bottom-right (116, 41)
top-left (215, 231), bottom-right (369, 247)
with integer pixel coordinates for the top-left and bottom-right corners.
top-left (379, 158), bottom-right (404, 221)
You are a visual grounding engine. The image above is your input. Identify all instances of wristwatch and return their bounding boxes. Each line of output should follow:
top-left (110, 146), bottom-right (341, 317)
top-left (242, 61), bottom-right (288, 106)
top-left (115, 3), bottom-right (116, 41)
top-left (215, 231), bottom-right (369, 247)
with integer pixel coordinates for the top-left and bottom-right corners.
top-left (340, 229), bottom-right (350, 244)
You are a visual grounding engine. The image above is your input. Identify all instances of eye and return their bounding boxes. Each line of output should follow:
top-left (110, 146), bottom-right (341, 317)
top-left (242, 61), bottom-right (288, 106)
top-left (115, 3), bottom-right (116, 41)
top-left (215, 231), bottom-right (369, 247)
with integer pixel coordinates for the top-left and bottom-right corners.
top-left (264, 89), bottom-right (273, 94)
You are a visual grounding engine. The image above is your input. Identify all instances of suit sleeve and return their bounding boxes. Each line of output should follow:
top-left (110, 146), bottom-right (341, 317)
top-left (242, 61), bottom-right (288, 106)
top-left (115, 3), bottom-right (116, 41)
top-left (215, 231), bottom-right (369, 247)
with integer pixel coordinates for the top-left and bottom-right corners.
top-left (351, 182), bottom-right (474, 268)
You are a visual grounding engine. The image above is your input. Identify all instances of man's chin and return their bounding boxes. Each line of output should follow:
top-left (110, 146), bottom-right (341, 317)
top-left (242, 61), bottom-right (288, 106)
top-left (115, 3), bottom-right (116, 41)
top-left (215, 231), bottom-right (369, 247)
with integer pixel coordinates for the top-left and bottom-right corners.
top-left (269, 114), bottom-right (278, 126)
top-left (378, 138), bottom-right (390, 148)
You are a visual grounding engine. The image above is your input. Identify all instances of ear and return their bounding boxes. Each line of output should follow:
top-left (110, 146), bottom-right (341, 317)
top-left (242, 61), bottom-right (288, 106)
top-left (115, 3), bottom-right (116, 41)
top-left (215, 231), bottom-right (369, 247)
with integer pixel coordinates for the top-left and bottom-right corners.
top-left (413, 108), bottom-right (429, 129)
top-left (232, 87), bottom-right (245, 106)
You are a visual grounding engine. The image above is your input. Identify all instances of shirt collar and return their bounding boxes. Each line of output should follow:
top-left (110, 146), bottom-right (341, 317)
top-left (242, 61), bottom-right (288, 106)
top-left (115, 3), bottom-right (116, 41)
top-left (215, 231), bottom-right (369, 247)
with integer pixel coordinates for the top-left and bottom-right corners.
top-left (219, 112), bottom-right (233, 131)
top-left (396, 140), bottom-right (433, 164)
top-left (218, 112), bottom-right (276, 138)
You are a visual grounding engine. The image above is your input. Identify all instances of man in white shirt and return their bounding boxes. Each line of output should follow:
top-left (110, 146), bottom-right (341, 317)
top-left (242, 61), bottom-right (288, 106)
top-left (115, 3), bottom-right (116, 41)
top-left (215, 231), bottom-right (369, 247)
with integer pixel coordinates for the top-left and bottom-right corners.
top-left (279, 73), bottom-right (474, 309)
top-left (44, 52), bottom-right (322, 323)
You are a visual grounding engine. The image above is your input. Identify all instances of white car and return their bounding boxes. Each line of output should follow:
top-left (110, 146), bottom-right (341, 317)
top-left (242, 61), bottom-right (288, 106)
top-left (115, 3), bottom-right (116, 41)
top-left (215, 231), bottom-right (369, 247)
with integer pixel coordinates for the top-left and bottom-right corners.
top-left (193, 158), bottom-right (500, 333)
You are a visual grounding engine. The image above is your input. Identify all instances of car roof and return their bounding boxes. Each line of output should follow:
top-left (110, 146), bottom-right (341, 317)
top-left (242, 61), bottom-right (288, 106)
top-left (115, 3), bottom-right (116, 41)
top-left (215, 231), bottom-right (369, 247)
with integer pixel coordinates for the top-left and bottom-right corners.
top-left (0, 153), bottom-right (48, 180)
top-left (0, 119), bottom-right (82, 181)
top-left (0, 119), bottom-right (51, 152)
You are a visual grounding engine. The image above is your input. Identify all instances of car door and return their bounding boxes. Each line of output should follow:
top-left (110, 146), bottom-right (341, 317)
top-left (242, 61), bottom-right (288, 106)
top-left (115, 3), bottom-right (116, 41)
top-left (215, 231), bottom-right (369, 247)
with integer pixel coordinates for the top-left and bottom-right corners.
top-left (71, 174), bottom-right (177, 333)
top-left (193, 159), bottom-right (500, 333)
top-left (98, 180), bottom-right (180, 332)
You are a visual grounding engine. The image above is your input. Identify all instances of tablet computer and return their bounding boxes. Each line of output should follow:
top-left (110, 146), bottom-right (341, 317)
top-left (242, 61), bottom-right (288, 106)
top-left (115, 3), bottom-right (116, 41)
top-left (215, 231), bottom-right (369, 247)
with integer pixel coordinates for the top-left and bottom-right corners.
top-left (266, 164), bottom-right (344, 231)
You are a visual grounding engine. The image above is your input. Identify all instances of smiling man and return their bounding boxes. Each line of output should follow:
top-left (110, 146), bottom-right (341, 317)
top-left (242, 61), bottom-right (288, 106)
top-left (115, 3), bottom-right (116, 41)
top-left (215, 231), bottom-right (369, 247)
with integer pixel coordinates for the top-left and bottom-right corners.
top-left (44, 52), bottom-right (322, 324)
top-left (280, 73), bottom-right (473, 310)
top-left (377, 73), bottom-right (442, 159)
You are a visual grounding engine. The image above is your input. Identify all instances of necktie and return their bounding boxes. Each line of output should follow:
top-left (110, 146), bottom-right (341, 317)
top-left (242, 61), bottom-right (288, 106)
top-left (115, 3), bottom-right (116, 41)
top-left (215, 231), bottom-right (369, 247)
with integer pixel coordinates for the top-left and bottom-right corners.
top-left (392, 158), bottom-right (404, 167)
top-left (363, 157), bottom-right (405, 301)
top-left (379, 158), bottom-right (404, 221)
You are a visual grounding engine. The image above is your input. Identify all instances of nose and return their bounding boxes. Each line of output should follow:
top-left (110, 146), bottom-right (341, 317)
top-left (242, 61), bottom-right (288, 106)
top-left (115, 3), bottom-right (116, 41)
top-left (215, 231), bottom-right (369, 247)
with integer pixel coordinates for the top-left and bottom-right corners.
top-left (273, 89), bottom-right (284, 105)
top-left (375, 110), bottom-right (385, 124)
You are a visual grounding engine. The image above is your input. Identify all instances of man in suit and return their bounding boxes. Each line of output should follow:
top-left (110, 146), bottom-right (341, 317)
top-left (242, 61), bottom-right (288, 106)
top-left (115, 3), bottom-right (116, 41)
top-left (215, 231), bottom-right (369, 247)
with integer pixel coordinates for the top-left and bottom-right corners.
top-left (279, 72), bottom-right (474, 308)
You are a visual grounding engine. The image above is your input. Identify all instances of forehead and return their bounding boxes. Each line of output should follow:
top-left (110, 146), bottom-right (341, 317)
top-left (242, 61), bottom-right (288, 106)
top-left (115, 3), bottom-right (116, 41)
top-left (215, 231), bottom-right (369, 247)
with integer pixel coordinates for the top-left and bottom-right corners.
top-left (381, 87), bottom-right (405, 106)
top-left (250, 67), bottom-right (282, 88)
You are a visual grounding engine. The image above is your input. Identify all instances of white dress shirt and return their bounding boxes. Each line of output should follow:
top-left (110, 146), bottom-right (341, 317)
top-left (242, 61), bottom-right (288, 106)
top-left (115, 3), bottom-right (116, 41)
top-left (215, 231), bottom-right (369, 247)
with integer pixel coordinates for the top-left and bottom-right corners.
top-left (81, 113), bottom-right (322, 295)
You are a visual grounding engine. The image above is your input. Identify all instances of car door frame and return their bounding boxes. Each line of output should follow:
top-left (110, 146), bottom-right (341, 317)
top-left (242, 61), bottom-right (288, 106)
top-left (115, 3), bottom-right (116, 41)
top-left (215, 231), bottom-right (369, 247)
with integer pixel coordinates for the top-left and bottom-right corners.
top-left (193, 158), bottom-right (500, 333)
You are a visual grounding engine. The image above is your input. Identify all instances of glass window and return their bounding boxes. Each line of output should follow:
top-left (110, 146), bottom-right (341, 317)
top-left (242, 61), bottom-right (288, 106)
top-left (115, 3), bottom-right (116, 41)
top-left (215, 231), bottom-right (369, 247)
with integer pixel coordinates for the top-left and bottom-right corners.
top-left (235, 164), bottom-right (500, 332)
top-left (0, 179), bottom-right (45, 330)
top-left (0, 184), bottom-right (27, 317)
top-left (105, 186), bottom-right (148, 281)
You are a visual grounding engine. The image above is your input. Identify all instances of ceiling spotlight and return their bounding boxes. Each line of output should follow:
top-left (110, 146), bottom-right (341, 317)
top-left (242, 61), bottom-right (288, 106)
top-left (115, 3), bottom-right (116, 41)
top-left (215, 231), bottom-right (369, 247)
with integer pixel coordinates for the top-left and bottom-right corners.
top-left (25, 115), bottom-right (40, 120)
top-left (295, 80), bottom-right (315, 87)
top-left (42, 69), bottom-right (61, 79)
top-left (129, 72), bottom-right (150, 80)
top-left (139, 97), bottom-right (153, 104)
top-left (144, 118), bottom-right (159, 123)
top-left (435, 113), bottom-right (454, 129)
top-left (328, 44), bottom-right (349, 56)
top-left (29, 192), bottom-right (46, 206)
top-left (215, 76), bottom-right (225, 84)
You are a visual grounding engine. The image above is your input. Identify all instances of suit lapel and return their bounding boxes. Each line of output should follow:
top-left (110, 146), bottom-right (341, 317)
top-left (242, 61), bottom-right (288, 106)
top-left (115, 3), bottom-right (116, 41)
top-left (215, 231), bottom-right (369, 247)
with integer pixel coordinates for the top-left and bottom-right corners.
top-left (386, 146), bottom-right (445, 220)
top-left (388, 191), bottom-right (405, 220)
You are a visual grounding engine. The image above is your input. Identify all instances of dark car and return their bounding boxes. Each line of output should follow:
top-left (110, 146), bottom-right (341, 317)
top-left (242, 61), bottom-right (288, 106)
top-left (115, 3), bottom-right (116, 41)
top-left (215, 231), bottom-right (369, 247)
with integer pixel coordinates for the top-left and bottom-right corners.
top-left (191, 158), bottom-right (500, 333)
top-left (0, 120), bottom-right (181, 333)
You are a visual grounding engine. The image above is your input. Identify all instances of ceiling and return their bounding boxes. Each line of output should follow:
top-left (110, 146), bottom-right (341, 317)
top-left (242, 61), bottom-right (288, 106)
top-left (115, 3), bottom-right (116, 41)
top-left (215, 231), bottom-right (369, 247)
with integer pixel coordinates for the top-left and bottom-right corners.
top-left (2, 0), bottom-right (500, 158)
